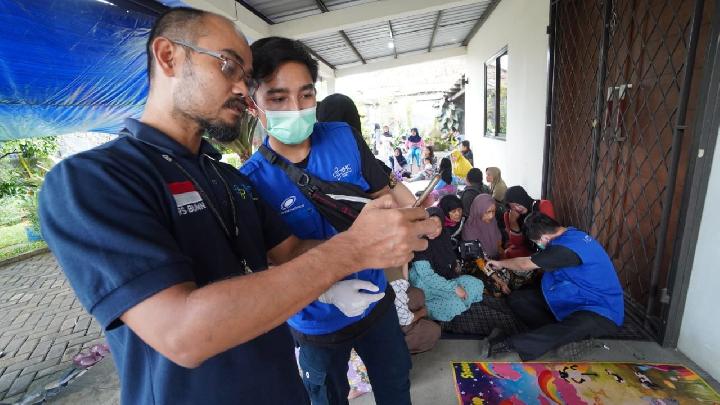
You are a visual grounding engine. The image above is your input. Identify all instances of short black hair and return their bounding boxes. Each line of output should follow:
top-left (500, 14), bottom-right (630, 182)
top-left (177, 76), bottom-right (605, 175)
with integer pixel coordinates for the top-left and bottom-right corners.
top-left (461, 140), bottom-right (471, 148)
top-left (466, 168), bottom-right (483, 185)
top-left (146, 7), bottom-right (210, 82)
top-left (250, 36), bottom-right (318, 84)
top-left (523, 212), bottom-right (561, 241)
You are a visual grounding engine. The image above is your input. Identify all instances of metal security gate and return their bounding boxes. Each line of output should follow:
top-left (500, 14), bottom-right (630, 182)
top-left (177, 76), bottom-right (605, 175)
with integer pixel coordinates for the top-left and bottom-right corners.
top-left (543, 0), bottom-right (714, 339)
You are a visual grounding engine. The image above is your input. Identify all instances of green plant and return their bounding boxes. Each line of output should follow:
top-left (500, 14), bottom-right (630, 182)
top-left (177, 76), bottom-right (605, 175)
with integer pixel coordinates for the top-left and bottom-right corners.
top-left (0, 196), bottom-right (25, 227)
top-left (22, 191), bottom-right (41, 233)
top-left (437, 98), bottom-right (464, 139)
top-left (208, 113), bottom-right (260, 163)
top-left (0, 137), bottom-right (57, 198)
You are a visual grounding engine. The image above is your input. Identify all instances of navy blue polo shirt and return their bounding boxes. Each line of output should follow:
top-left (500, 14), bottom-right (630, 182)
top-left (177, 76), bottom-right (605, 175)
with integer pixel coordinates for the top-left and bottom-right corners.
top-left (39, 119), bottom-right (309, 405)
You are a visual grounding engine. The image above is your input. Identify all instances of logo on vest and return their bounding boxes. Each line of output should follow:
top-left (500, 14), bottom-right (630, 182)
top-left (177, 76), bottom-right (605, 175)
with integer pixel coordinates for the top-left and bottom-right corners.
top-left (280, 195), bottom-right (305, 215)
top-left (333, 164), bottom-right (352, 180)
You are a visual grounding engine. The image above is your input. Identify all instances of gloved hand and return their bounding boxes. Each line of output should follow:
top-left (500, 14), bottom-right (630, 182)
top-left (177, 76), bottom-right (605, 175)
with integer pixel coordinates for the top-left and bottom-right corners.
top-left (318, 280), bottom-right (385, 317)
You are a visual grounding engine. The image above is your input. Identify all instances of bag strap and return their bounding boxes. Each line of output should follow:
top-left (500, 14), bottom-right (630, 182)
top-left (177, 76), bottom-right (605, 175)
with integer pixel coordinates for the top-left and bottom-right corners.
top-left (258, 145), bottom-right (366, 220)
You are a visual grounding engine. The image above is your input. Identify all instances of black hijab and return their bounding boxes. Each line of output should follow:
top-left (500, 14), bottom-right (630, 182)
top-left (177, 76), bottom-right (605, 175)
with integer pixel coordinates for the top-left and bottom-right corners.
top-left (394, 148), bottom-right (408, 167)
top-left (439, 157), bottom-right (453, 184)
top-left (505, 185), bottom-right (537, 225)
top-left (408, 128), bottom-right (422, 143)
top-left (413, 205), bottom-right (459, 279)
top-left (316, 93), bottom-right (361, 133)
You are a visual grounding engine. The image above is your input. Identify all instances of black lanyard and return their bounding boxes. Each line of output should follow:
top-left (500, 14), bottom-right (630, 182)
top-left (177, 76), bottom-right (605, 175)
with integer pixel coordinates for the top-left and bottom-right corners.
top-left (160, 153), bottom-right (238, 239)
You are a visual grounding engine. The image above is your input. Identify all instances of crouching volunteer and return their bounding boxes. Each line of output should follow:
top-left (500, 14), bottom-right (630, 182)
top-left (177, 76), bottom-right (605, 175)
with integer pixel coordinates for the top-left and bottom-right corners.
top-left (483, 213), bottom-right (624, 361)
top-left (241, 37), bottom-right (419, 405)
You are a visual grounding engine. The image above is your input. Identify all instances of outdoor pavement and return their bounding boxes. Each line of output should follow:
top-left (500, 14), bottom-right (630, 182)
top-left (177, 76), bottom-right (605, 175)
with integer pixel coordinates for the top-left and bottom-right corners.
top-left (0, 253), bottom-right (104, 403)
top-left (2, 253), bottom-right (720, 404)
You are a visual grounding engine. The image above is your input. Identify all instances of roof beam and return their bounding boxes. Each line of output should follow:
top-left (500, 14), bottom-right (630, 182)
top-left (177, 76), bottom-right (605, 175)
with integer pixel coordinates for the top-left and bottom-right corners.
top-left (301, 43), bottom-right (336, 70)
top-left (335, 46), bottom-right (466, 78)
top-left (462, 0), bottom-right (501, 46)
top-left (269, 0), bottom-right (481, 39)
top-left (428, 11), bottom-right (442, 52)
top-left (314, 0), bottom-right (330, 13)
top-left (388, 21), bottom-right (398, 59)
top-left (339, 30), bottom-right (366, 64)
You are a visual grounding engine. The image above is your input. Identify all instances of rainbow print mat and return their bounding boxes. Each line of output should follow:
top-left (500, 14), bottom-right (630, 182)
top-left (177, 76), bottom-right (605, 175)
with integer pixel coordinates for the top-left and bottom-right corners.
top-left (452, 362), bottom-right (720, 404)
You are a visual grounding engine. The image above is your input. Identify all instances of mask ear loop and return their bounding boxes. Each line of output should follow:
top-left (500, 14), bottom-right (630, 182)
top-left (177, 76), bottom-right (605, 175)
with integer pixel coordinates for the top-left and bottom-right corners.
top-left (244, 95), bottom-right (270, 135)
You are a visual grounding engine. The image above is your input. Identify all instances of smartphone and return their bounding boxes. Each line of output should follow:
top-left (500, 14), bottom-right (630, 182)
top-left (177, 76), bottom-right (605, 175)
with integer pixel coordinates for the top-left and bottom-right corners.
top-left (412, 174), bottom-right (441, 208)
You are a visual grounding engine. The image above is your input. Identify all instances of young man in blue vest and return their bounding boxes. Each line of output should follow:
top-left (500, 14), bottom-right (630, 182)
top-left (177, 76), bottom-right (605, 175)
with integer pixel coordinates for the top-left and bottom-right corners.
top-left (484, 213), bottom-right (624, 361)
top-left (240, 37), bottom-right (419, 405)
top-left (38, 9), bottom-right (439, 404)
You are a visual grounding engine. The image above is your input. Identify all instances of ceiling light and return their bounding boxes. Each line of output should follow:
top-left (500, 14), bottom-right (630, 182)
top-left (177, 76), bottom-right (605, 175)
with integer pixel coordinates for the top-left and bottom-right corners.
top-left (96, 0), bottom-right (115, 5)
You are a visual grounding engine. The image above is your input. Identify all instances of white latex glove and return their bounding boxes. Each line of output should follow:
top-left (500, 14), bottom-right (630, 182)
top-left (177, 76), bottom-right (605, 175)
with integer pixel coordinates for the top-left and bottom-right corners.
top-left (318, 280), bottom-right (385, 317)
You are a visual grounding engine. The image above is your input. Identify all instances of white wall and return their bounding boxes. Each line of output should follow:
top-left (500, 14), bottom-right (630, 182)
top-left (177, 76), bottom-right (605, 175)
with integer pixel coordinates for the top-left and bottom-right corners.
top-left (678, 128), bottom-right (720, 381)
top-left (464, 0), bottom-right (550, 197)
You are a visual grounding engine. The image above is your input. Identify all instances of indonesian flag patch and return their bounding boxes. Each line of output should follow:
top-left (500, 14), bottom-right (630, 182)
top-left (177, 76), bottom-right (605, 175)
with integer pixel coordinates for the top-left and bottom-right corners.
top-left (168, 181), bottom-right (206, 215)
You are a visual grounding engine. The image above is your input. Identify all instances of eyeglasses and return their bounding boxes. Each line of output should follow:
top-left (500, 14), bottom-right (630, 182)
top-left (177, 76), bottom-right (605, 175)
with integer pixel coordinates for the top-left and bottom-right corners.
top-left (169, 38), bottom-right (253, 89)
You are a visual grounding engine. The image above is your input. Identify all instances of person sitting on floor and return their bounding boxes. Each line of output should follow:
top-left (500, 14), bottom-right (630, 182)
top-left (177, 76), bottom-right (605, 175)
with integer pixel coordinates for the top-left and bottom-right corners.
top-left (482, 213), bottom-right (624, 361)
top-left (389, 265), bottom-right (441, 354)
top-left (504, 185), bottom-right (556, 259)
top-left (409, 157), bottom-right (435, 182)
top-left (461, 168), bottom-right (491, 216)
top-left (430, 157), bottom-right (460, 203)
top-left (485, 167), bottom-right (507, 203)
top-left (461, 194), bottom-right (503, 260)
top-left (409, 196), bottom-right (484, 322)
top-left (449, 150), bottom-right (473, 184)
top-left (391, 147), bottom-right (410, 177)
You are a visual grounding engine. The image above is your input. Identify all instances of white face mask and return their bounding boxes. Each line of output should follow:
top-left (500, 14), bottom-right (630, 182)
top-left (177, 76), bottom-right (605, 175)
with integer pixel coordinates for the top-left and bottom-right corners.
top-left (261, 106), bottom-right (317, 145)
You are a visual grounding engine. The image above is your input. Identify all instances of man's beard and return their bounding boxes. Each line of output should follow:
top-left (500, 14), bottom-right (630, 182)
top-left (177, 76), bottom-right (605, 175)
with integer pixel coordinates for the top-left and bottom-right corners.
top-left (173, 63), bottom-right (246, 143)
top-left (201, 117), bottom-right (242, 142)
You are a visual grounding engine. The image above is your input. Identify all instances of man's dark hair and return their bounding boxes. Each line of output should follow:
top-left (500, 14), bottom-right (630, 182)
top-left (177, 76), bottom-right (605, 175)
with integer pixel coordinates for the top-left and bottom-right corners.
top-left (250, 36), bottom-right (318, 83)
top-left (146, 7), bottom-right (210, 83)
top-left (523, 212), bottom-right (561, 241)
top-left (466, 168), bottom-right (483, 186)
top-left (461, 140), bottom-right (471, 149)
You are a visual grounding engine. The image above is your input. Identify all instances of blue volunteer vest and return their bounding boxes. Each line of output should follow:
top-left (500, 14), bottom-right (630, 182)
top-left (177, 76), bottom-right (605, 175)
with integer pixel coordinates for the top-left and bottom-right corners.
top-left (241, 122), bottom-right (387, 335)
top-left (541, 228), bottom-right (624, 326)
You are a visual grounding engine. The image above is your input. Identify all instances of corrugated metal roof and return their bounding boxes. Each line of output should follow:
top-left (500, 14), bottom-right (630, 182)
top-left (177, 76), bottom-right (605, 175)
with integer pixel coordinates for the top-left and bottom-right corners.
top-left (301, 33), bottom-right (358, 66)
top-left (240, 0), bottom-right (377, 23)
top-left (239, 0), bottom-right (495, 69)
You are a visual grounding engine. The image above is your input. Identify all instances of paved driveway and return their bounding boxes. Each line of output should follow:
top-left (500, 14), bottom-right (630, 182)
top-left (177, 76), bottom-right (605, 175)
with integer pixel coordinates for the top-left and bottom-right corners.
top-left (0, 253), bottom-right (104, 402)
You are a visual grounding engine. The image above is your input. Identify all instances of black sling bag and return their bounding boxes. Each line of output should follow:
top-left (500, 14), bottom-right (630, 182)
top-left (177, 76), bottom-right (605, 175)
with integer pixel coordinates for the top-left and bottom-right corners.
top-left (258, 145), bottom-right (372, 232)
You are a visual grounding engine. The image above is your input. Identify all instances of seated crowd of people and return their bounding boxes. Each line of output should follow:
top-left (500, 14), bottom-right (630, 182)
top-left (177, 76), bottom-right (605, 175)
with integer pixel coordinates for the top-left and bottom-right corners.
top-left (315, 88), bottom-right (625, 397)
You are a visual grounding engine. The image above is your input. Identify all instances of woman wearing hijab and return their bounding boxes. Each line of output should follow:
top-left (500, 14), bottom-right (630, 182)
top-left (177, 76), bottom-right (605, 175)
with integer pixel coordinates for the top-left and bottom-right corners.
top-left (405, 128), bottom-right (425, 171)
top-left (485, 167), bottom-right (507, 202)
top-left (449, 150), bottom-right (473, 182)
top-left (462, 194), bottom-right (503, 260)
top-left (409, 196), bottom-right (484, 321)
top-left (503, 186), bottom-right (556, 259)
top-left (430, 157), bottom-right (459, 202)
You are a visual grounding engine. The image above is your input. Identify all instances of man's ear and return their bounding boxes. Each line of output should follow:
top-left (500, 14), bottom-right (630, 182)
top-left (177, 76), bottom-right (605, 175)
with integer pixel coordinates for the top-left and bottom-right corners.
top-left (152, 37), bottom-right (180, 78)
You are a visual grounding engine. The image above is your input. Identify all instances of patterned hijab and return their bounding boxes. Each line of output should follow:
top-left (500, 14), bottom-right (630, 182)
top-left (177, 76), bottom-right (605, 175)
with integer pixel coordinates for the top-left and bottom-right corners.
top-left (461, 194), bottom-right (502, 258)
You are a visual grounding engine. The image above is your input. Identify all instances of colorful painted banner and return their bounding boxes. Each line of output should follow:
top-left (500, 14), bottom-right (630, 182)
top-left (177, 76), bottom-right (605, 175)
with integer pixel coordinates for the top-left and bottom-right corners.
top-left (452, 361), bottom-right (720, 404)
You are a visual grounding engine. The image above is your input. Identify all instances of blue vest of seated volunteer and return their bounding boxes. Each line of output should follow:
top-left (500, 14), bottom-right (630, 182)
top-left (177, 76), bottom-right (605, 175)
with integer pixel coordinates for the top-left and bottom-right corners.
top-left (541, 228), bottom-right (625, 326)
top-left (241, 122), bottom-right (387, 335)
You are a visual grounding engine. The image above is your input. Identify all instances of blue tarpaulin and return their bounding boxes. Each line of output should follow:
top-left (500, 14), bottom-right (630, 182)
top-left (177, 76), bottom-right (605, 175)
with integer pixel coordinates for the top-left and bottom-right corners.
top-left (0, 0), bottom-right (180, 140)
